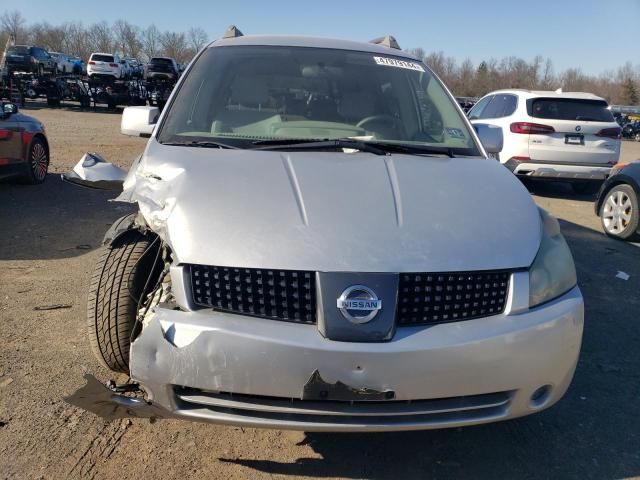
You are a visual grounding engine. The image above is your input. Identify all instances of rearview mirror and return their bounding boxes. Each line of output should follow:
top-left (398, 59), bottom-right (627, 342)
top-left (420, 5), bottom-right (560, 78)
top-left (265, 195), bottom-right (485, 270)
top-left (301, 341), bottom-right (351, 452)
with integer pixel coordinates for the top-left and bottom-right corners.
top-left (61, 153), bottom-right (127, 191)
top-left (121, 106), bottom-right (159, 138)
top-left (474, 124), bottom-right (503, 155)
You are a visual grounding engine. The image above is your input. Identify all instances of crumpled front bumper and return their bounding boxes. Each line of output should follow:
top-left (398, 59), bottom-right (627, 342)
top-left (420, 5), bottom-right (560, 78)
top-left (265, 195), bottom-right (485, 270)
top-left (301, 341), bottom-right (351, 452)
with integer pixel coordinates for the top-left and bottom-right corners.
top-left (127, 279), bottom-right (584, 432)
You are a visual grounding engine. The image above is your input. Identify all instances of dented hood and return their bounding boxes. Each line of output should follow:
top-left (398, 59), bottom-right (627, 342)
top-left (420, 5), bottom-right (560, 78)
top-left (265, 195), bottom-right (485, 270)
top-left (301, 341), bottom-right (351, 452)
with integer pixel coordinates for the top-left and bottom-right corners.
top-left (120, 139), bottom-right (541, 272)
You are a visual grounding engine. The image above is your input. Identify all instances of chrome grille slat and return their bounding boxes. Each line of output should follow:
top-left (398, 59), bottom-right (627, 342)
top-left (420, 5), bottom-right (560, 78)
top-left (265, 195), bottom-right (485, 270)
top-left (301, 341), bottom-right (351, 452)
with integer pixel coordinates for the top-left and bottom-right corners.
top-left (175, 387), bottom-right (513, 417)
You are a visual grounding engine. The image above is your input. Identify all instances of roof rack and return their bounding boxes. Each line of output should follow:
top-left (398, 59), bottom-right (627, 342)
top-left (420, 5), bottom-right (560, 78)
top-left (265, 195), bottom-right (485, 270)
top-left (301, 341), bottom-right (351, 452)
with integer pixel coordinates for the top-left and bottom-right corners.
top-left (223, 25), bottom-right (244, 39)
top-left (369, 35), bottom-right (400, 50)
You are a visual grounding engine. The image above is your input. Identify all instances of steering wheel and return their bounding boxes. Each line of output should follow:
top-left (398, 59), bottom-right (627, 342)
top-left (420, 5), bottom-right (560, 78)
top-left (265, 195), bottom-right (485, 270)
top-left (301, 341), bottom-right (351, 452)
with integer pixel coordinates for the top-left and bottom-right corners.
top-left (356, 114), bottom-right (399, 130)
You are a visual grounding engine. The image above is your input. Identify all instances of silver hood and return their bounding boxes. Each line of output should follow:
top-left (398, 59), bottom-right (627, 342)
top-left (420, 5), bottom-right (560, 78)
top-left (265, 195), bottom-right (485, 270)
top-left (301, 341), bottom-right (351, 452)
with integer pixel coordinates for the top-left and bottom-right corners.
top-left (121, 140), bottom-right (541, 272)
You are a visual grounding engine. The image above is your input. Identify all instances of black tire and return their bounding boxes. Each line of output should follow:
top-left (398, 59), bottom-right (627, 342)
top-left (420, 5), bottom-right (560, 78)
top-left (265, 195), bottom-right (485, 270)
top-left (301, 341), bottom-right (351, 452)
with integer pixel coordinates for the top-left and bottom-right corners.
top-left (572, 182), bottom-right (601, 195)
top-left (600, 184), bottom-right (639, 240)
top-left (22, 137), bottom-right (49, 184)
top-left (87, 230), bottom-right (162, 373)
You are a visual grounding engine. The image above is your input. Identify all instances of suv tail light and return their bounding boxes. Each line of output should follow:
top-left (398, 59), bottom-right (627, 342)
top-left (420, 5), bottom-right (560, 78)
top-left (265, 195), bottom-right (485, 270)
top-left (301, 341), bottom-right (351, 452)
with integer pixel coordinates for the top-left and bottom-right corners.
top-left (88, 61), bottom-right (96, 65)
top-left (596, 127), bottom-right (621, 139)
top-left (510, 122), bottom-right (556, 134)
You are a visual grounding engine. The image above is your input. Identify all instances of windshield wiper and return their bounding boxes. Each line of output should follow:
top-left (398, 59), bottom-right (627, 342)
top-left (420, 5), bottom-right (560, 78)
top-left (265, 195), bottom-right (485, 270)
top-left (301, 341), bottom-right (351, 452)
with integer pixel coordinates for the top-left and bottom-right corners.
top-left (253, 139), bottom-right (387, 155)
top-left (161, 140), bottom-right (239, 149)
top-left (360, 141), bottom-right (455, 157)
top-left (253, 139), bottom-right (454, 157)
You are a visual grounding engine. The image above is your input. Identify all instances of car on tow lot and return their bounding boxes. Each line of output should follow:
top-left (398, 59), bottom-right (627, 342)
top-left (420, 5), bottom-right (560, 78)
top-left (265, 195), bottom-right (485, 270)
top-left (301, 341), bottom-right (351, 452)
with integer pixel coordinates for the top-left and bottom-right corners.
top-left (0, 102), bottom-right (49, 183)
top-left (622, 120), bottom-right (640, 142)
top-left (595, 161), bottom-right (640, 240)
top-left (468, 89), bottom-right (621, 194)
top-left (87, 52), bottom-right (125, 80)
top-left (5, 45), bottom-right (56, 76)
top-left (66, 30), bottom-right (583, 432)
top-left (49, 52), bottom-right (76, 74)
top-left (144, 56), bottom-right (180, 82)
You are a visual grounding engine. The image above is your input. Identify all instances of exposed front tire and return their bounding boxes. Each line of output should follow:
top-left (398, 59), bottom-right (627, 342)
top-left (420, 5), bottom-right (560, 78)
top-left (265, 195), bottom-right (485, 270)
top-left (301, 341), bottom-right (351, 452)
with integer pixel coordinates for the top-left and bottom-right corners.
top-left (87, 230), bottom-right (162, 373)
top-left (22, 137), bottom-right (49, 184)
top-left (600, 184), bottom-right (639, 240)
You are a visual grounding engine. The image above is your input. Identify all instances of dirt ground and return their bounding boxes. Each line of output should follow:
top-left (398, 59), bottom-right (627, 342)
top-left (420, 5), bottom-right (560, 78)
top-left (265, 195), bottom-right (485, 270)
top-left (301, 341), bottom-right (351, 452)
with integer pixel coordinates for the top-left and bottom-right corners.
top-left (1, 103), bottom-right (640, 480)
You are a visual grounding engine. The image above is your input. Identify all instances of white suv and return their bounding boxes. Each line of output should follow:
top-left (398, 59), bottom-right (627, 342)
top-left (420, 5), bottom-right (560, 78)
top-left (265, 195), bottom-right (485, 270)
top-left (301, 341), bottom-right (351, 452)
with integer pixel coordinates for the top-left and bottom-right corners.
top-left (469, 89), bottom-right (621, 193)
top-left (87, 52), bottom-right (124, 80)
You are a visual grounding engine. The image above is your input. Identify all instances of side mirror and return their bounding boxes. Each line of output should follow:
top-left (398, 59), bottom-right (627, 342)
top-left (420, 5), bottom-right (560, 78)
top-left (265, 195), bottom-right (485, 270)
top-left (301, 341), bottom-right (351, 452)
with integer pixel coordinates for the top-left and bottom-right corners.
top-left (474, 124), bottom-right (503, 155)
top-left (3, 103), bottom-right (18, 116)
top-left (121, 106), bottom-right (159, 138)
top-left (61, 153), bottom-right (127, 191)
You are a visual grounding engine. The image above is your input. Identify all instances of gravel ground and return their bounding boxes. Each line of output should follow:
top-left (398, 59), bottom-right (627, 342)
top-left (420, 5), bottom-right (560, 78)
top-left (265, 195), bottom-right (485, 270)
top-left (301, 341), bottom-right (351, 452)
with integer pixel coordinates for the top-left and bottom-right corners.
top-left (1, 103), bottom-right (639, 479)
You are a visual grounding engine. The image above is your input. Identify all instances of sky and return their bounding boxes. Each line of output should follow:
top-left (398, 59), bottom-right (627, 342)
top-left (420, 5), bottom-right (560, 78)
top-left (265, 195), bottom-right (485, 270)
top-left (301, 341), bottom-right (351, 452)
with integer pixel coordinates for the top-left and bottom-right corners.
top-left (9, 0), bottom-right (640, 75)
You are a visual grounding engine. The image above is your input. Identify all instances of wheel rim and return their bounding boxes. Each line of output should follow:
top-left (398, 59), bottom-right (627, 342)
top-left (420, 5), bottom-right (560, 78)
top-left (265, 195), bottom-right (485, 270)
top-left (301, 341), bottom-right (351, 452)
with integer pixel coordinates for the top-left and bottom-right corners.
top-left (31, 143), bottom-right (48, 181)
top-left (602, 190), bottom-right (633, 234)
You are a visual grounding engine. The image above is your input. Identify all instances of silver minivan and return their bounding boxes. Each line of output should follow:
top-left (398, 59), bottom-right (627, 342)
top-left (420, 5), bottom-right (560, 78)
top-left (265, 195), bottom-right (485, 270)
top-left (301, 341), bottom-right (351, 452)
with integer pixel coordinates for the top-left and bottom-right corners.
top-left (71, 31), bottom-right (583, 431)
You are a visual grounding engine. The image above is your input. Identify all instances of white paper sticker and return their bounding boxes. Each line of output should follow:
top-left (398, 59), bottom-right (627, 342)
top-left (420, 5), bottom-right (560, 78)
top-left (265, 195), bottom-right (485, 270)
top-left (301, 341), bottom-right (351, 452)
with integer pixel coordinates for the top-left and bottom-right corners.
top-left (373, 56), bottom-right (425, 72)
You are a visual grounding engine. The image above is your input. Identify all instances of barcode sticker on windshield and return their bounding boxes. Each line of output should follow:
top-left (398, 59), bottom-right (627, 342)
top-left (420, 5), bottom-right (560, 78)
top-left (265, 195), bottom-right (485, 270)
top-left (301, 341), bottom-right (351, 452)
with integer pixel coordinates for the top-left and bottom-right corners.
top-left (373, 56), bottom-right (424, 72)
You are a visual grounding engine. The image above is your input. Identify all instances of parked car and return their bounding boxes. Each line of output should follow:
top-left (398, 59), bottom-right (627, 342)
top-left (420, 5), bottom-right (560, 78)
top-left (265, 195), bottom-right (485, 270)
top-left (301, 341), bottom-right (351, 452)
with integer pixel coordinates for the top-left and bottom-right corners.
top-left (144, 57), bottom-right (180, 82)
top-left (469, 89), bottom-right (622, 194)
top-left (595, 161), bottom-right (640, 240)
top-left (124, 58), bottom-right (143, 78)
top-left (0, 102), bottom-right (49, 183)
top-left (87, 52), bottom-right (125, 80)
top-left (66, 32), bottom-right (583, 431)
top-left (622, 121), bottom-right (640, 141)
top-left (70, 56), bottom-right (87, 75)
top-left (49, 52), bottom-right (76, 74)
top-left (4, 45), bottom-right (56, 76)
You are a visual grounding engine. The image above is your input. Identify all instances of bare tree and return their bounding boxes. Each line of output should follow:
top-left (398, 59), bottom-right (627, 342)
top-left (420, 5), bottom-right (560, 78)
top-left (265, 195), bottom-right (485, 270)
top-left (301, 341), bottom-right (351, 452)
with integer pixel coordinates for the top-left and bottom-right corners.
top-left (113, 19), bottom-right (141, 58)
top-left (540, 58), bottom-right (555, 89)
top-left (141, 24), bottom-right (161, 61)
top-left (160, 31), bottom-right (189, 63)
top-left (63, 21), bottom-right (92, 59)
top-left (87, 21), bottom-right (114, 53)
top-left (188, 27), bottom-right (208, 53)
top-left (1, 10), bottom-right (26, 43)
top-left (29, 22), bottom-right (66, 52)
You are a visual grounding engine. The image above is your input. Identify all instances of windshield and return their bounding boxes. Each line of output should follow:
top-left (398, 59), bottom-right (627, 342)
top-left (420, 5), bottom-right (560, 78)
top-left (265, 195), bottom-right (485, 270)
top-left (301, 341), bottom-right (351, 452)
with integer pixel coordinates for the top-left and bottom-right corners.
top-left (8, 46), bottom-right (29, 55)
top-left (157, 46), bottom-right (480, 156)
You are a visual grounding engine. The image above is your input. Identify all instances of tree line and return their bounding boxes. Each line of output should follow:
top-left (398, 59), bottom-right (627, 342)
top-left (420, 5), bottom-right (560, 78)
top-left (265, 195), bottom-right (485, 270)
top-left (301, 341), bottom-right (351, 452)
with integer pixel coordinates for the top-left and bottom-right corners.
top-left (2, 9), bottom-right (638, 105)
top-left (409, 48), bottom-right (639, 106)
top-left (0, 10), bottom-right (208, 64)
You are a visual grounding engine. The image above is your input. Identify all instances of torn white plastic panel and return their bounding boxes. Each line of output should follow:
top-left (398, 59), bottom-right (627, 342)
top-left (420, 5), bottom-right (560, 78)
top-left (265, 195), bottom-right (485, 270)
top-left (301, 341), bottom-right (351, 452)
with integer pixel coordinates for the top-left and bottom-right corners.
top-left (61, 153), bottom-right (127, 191)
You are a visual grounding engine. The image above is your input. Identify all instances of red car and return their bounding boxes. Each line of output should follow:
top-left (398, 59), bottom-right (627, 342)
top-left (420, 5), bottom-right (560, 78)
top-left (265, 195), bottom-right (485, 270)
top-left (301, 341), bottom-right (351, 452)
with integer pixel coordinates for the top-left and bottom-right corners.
top-left (0, 102), bottom-right (49, 184)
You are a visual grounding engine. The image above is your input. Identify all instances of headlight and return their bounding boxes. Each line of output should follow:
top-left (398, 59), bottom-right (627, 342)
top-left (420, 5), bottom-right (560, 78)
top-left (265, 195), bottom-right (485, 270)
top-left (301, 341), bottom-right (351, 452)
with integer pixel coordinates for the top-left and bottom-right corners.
top-left (529, 209), bottom-right (577, 307)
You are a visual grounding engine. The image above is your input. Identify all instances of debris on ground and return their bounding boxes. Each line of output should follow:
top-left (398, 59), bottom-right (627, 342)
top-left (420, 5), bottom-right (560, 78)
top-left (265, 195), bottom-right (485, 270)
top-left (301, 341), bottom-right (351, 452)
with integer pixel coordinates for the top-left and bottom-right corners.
top-left (34, 304), bottom-right (72, 311)
top-left (0, 377), bottom-right (14, 388)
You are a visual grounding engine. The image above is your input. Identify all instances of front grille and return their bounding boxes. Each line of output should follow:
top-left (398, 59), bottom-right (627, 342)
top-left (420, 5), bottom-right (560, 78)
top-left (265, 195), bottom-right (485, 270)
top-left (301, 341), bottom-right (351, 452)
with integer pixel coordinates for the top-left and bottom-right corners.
top-left (397, 271), bottom-right (510, 326)
top-left (174, 386), bottom-right (513, 427)
top-left (190, 264), bottom-right (316, 324)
